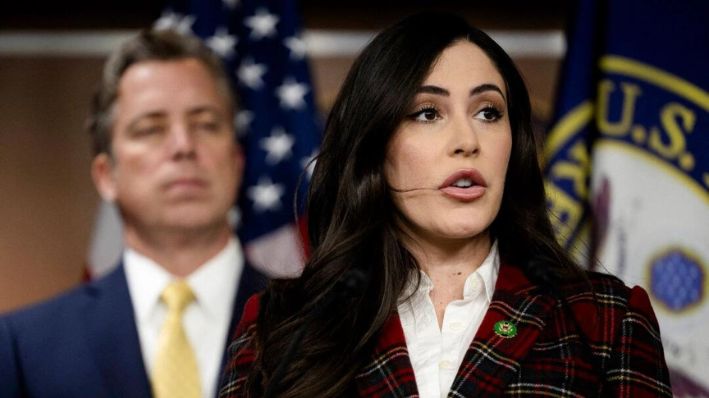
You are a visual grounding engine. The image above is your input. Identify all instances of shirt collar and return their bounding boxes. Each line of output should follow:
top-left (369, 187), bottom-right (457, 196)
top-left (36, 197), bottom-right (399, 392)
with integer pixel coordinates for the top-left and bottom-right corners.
top-left (124, 237), bottom-right (243, 323)
top-left (188, 238), bottom-right (242, 319)
top-left (401, 240), bottom-right (500, 304)
top-left (462, 240), bottom-right (499, 303)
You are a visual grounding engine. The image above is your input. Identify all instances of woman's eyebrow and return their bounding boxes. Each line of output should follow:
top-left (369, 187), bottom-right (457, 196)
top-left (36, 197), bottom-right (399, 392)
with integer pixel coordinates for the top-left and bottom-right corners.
top-left (416, 83), bottom-right (506, 101)
top-left (470, 83), bottom-right (505, 100)
top-left (417, 85), bottom-right (449, 96)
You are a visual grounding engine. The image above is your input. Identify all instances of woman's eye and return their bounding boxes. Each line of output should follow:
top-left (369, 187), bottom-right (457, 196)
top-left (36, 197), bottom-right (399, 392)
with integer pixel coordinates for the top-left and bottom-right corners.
top-left (410, 107), bottom-right (440, 123)
top-left (474, 106), bottom-right (502, 122)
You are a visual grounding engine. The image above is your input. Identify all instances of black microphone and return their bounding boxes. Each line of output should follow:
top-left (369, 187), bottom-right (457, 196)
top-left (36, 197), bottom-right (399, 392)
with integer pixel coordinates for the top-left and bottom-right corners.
top-left (262, 268), bottom-right (368, 398)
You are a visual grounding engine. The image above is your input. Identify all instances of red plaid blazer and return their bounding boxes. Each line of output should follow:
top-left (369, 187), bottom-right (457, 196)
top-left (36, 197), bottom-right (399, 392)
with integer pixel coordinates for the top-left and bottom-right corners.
top-left (219, 263), bottom-right (672, 397)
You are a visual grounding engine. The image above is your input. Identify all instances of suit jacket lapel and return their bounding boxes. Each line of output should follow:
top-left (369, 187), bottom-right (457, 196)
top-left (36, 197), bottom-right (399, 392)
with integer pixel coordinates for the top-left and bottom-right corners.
top-left (448, 263), bottom-right (556, 397)
top-left (231, 262), bottom-right (268, 333)
top-left (352, 263), bottom-right (556, 398)
top-left (219, 262), bottom-right (268, 376)
top-left (82, 260), bottom-right (266, 398)
top-left (83, 264), bottom-right (152, 398)
top-left (356, 315), bottom-right (419, 397)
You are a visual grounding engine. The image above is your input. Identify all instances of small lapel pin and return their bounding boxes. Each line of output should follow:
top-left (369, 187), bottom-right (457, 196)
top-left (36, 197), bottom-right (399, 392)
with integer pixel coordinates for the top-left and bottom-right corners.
top-left (493, 320), bottom-right (518, 338)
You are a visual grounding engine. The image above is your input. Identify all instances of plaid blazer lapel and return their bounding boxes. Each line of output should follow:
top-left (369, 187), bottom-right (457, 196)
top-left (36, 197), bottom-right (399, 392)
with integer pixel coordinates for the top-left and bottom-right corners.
top-left (448, 263), bottom-right (556, 397)
top-left (355, 314), bottom-right (419, 398)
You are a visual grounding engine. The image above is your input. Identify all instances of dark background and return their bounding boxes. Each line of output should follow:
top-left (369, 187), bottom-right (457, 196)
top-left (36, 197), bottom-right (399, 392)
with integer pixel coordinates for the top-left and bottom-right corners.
top-left (2, 0), bottom-right (569, 30)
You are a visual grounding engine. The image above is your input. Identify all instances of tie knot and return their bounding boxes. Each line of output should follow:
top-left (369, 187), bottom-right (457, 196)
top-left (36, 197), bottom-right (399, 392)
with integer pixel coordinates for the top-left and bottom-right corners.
top-left (161, 280), bottom-right (195, 312)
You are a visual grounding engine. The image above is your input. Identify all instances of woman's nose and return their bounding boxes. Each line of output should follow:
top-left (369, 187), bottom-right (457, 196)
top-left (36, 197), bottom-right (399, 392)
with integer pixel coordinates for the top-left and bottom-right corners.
top-left (449, 115), bottom-right (480, 157)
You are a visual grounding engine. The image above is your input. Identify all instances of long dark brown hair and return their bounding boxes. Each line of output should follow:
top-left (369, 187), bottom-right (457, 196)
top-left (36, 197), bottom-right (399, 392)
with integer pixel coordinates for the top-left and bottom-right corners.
top-left (247, 12), bottom-right (583, 397)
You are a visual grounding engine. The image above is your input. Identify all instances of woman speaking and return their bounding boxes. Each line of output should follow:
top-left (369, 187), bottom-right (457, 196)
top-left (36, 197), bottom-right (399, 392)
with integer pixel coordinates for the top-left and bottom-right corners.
top-left (219, 12), bottom-right (671, 398)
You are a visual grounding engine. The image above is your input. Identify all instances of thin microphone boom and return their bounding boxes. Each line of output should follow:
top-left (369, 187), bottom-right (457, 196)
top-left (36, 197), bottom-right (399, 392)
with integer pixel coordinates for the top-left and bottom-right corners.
top-left (388, 186), bottom-right (438, 194)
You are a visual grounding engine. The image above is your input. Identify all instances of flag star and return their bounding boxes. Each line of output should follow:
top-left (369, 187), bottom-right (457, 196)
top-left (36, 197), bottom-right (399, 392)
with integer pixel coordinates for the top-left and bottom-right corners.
top-left (276, 78), bottom-right (309, 109)
top-left (245, 8), bottom-right (279, 40)
top-left (234, 110), bottom-right (254, 136)
top-left (301, 149), bottom-right (319, 179)
top-left (206, 27), bottom-right (237, 58)
top-left (237, 58), bottom-right (267, 89)
top-left (247, 178), bottom-right (284, 212)
top-left (222, 0), bottom-right (240, 9)
top-left (284, 36), bottom-right (307, 60)
top-left (154, 11), bottom-right (195, 35)
top-left (260, 127), bottom-right (295, 164)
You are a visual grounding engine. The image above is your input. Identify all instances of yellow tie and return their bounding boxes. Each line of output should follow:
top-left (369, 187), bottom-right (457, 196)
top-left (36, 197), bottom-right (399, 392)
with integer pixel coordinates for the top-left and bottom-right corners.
top-left (152, 281), bottom-right (202, 398)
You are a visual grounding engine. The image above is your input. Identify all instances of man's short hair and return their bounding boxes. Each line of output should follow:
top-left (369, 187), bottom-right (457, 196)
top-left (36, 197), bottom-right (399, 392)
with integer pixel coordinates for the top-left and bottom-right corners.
top-left (87, 29), bottom-right (235, 156)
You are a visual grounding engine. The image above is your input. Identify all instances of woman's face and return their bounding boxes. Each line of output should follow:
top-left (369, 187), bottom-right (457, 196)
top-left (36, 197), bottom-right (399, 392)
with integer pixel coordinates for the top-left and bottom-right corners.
top-left (385, 40), bottom-right (512, 248)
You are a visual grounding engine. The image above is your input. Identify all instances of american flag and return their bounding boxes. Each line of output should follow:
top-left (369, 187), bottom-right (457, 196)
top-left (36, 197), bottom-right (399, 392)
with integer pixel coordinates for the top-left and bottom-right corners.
top-left (151, 0), bottom-right (320, 277)
top-left (87, 0), bottom-right (319, 279)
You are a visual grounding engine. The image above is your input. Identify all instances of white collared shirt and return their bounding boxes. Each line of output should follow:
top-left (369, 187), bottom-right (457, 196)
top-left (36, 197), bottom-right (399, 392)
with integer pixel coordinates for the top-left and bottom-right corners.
top-left (124, 237), bottom-right (244, 398)
top-left (397, 241), bottom-right (500, 398)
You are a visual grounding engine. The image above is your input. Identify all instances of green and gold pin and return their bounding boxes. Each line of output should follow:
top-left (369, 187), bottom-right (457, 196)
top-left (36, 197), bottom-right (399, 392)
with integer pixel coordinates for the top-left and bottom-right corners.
top-left (493, 320), bottom-right (517, 338)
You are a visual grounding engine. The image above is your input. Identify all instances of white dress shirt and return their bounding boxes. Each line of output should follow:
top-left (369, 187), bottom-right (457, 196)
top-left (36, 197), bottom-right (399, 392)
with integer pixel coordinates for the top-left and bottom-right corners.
top-left (397, 241), bottom-right (500, 398)
top-left (124, 237), bottom-right (244, 398)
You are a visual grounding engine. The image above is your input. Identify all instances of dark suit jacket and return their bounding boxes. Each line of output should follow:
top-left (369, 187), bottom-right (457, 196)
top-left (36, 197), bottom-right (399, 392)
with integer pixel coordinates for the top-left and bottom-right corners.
top-left (220, 263), bottom-right (672, 397)
top-left (0, 261), bottom-right (266, 398)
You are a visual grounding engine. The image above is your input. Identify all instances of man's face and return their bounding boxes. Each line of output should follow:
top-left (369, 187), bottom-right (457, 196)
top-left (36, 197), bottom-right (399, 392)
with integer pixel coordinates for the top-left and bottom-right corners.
top-left (92, 58), bottom-right (242, 237)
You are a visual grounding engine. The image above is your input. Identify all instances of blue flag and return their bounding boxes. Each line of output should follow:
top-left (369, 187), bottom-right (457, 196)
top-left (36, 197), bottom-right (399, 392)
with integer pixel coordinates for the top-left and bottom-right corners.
top-left (155, 0), bottom-right (320, 277)
top-left (544, 0), bottom-right (709, 395)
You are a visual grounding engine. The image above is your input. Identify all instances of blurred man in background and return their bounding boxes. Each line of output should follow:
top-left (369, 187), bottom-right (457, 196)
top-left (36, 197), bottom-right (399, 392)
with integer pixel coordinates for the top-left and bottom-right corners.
top-left (0, 29), bottom-right (265, 398)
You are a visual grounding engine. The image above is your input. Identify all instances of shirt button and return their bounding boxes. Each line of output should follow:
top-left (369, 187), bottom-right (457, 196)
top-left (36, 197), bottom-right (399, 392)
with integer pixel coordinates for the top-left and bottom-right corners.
top-left (439, 360), bottom-right (454, 370)
top-left (449, 322), bottom-right (464, 332)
